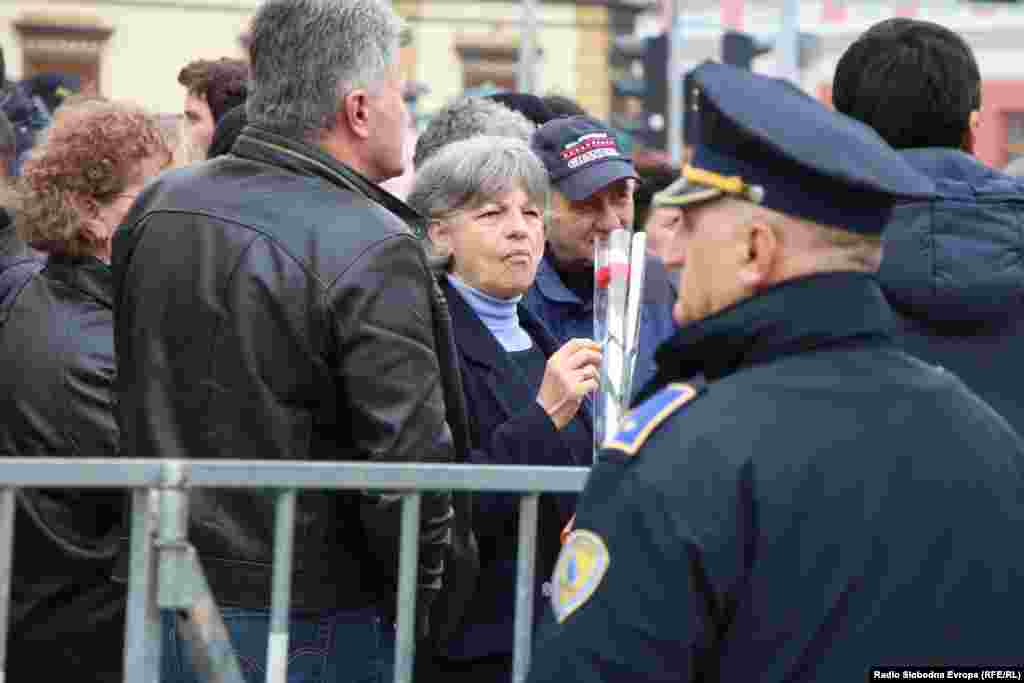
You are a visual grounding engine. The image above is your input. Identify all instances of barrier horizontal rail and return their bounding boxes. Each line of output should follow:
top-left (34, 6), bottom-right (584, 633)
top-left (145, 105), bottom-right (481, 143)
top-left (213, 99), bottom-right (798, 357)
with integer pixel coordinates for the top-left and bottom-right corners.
top-left (0, 458), bottom-right (590, 683)
top-left (0, 459), bottom-right (590, 492)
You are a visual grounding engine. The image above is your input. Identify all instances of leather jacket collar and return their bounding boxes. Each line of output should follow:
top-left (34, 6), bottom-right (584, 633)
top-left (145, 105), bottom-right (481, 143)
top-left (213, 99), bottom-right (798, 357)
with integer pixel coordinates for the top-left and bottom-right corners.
top-left (44, 254), bottom-right (114, 309)
top-left (654, 272), bottom-right (894, 383)
top-left (232, 124), bottom-right (428, 237)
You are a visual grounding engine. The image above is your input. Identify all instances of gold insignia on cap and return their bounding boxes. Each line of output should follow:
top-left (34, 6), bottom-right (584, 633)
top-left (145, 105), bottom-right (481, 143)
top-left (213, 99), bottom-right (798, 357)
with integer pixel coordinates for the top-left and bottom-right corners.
top-left (551, 530), bottom-right (610, 623)
top-left (654, 165), bottom-right (765, 207)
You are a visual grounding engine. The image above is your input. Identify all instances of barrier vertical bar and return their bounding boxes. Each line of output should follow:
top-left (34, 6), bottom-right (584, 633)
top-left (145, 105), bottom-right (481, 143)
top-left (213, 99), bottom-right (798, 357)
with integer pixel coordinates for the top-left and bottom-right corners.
top-left (0, 488), bottom-right (16, 683)
top-left (393, 494), bottom-right (421, 683)
top-left (124, 489), bottom-right (162, 683)
top-left (266, 490), bottom-right (296, 683)
top-left (512, 495), bottom-right (540, 683)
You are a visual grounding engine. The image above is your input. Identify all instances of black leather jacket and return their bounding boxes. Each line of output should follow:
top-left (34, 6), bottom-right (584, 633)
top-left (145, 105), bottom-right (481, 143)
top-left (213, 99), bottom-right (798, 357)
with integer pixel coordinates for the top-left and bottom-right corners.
top-left (0, 208), bottom-right (45, 307)
top-left (0, 254), bottom-right (124, 625)
top-left (112, 126), bottom-right (456, 611)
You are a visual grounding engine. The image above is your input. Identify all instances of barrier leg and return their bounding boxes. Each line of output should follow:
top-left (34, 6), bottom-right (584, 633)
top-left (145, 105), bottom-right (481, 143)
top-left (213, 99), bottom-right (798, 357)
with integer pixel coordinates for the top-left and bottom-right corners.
top-left (175, 551), bottom-right (246, 683)
top-left (153, 467), bottom-right (245, 683)
top-left (512, 495), bottom-right (540, 683)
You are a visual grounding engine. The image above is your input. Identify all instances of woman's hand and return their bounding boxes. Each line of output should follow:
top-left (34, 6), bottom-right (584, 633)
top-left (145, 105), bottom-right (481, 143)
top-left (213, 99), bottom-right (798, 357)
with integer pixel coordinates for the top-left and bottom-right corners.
top-left (536, 338), bottom-right (602, 430)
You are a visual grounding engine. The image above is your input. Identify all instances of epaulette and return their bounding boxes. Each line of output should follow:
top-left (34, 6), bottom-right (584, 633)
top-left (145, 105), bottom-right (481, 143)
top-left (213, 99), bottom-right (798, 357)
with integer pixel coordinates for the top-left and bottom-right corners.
top-left (605, 383), bottom-right (700, 456)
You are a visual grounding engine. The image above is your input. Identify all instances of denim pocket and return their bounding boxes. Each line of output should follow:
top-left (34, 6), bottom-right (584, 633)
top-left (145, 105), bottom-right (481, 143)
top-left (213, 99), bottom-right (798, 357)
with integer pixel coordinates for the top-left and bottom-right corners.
top-left (161, 606), bottom-right (395, 683)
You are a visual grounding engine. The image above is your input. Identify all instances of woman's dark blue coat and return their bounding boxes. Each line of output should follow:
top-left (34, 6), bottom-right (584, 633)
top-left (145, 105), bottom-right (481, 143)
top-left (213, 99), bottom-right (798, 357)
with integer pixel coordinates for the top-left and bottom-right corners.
top-left (436, 277), bottom-right (592, 661)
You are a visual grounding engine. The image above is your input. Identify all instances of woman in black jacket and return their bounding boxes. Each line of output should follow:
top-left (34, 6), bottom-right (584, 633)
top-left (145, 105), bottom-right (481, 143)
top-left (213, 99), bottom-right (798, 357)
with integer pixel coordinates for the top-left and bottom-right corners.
top-left (408, 136), bottom-right (599, 682)
top-left (0, 99), bottom-right (170, 682)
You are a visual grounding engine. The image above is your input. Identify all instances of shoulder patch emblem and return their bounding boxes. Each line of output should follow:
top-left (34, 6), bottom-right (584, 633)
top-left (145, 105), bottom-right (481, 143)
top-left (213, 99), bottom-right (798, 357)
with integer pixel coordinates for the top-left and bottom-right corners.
top-left (605, 383), bottom-right (699, 456)
top-left (551, 529), bottom-right (610, 624)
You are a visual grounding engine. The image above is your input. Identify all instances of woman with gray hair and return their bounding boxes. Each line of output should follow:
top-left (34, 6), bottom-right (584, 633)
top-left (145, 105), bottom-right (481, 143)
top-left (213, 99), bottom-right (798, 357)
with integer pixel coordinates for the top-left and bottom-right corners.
top-left (409, 135), bottom-right (600, 682)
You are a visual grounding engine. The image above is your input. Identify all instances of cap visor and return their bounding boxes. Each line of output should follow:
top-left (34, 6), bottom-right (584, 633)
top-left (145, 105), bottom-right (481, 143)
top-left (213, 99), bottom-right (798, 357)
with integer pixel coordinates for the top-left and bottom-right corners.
top-left (652, 175), bottom-right (724, 208)
top-left (556, 159), bottom-right (639, 201)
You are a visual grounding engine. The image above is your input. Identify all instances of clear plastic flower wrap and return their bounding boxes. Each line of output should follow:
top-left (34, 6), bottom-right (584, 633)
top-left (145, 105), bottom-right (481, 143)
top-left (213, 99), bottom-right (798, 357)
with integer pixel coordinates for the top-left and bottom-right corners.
top-left (593, 229), bottom-right (646, 461)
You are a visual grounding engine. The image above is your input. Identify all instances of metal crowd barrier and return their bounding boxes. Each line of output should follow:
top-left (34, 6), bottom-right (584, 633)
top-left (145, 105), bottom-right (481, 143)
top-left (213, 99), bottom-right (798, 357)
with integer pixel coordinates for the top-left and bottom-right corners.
top-left (0, 459), bottom-right (590, 683)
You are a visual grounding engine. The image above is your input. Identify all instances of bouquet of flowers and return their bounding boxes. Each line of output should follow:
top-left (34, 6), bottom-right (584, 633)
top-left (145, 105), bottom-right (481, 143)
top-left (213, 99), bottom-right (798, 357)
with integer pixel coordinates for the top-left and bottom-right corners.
top-left (593, 229), bottom-right (647, 461)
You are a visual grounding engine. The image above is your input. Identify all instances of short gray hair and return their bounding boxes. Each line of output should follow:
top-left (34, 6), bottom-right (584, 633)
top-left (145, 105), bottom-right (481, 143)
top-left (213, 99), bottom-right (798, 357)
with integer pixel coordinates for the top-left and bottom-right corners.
top-left (740, 199), bottom-right (883, 273)
top-left (246, 0), bottom-right (403, 141)
top-left (413, 97), bottom-right (535, 168)
top-left (408, 135), bottom-right (550, 221)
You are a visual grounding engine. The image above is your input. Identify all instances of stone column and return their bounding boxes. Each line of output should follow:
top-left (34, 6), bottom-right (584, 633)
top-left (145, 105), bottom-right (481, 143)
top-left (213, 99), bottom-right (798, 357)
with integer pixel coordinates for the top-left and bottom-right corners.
top-left (574, 4), bottom-right (611, 121)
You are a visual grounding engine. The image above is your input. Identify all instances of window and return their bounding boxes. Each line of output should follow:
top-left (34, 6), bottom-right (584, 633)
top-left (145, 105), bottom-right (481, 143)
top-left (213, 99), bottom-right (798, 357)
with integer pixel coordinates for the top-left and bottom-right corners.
top-left (455, 36), bottom-right (522, 93)
top-left (1005, 111), bottom-right (1024, 165)
top-left (14, 12), bottom-right (113, 95)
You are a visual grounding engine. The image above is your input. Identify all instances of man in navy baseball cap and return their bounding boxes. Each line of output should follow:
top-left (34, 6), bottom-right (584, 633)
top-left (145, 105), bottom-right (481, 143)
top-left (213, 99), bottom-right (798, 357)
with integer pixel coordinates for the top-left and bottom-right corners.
top-left (526, 115), bottom-right (678, 399)
top-left (532, 115), bottom-right (639, 201)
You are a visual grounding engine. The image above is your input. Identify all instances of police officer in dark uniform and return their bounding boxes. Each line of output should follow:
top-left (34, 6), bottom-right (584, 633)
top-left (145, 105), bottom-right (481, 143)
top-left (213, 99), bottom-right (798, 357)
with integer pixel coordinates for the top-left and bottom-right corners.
top-left (528, 61), bottom-right (1024, 682)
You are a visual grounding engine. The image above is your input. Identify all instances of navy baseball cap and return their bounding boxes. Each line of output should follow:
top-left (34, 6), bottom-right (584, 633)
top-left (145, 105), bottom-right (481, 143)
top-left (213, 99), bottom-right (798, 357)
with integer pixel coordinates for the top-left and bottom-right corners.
top-left (531, 115), bottom-right (639, 201)
top-left (654, 61), bottom-right (935, 234)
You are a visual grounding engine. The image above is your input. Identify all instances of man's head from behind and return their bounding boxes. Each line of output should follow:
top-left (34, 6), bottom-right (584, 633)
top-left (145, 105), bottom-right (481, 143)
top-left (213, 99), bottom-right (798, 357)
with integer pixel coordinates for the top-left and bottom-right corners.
top-left (833, 19), bottom-right (981, 152)
top-left (485, 92), bottom-right (556, 127)
top-left (246, 0), bottom-right (408, 182)
top-left (531, 115), bottom-right (638, 270)
top-left (657, 61), bottom-right (934, 327)
top-left (413, 96), bottom-right (535, 168)
top-left (178, 58), bottom-right (249, 158)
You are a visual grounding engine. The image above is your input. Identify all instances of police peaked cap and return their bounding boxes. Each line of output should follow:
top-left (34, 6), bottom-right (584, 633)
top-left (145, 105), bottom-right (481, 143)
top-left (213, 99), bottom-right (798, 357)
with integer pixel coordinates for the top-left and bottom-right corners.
top-left (655, 61), bottom-right (935, 234)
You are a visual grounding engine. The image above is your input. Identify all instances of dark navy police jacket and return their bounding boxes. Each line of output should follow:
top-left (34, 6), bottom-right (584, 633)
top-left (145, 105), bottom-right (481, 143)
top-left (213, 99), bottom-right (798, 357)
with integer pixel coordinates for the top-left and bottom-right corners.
top-left (529, 273), bottom-right (1024, 683)
top-left (437, 278), bottom-right (592, 661)
top-left (881, 148), bottom-right (1024, 438)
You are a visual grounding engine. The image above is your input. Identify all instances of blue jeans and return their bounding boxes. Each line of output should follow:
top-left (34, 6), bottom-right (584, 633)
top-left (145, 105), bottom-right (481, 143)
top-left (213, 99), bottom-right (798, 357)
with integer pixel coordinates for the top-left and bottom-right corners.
top-left (160, 606), bottom-right (395, 683)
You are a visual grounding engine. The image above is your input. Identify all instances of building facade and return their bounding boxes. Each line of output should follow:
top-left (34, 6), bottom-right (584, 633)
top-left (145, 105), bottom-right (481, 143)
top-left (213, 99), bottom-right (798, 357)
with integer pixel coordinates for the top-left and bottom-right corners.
top-left (0, 0), bottom-right (626, 121)
top-left (3, 0), bottom-right (1023, 167)
top-left (636, 0), bottom-right (1024, 169)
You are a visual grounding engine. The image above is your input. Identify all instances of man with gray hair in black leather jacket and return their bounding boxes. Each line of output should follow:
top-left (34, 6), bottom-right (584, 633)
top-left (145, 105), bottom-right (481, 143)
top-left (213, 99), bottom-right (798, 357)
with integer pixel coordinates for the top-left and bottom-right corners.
top-left (112, 0), bottom-right (466, 680)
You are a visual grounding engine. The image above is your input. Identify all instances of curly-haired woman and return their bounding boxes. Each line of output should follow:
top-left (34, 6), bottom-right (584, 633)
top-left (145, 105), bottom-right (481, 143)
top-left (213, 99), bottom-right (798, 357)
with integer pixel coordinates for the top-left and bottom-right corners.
top-left (0, 99), bottom-right (171, 682)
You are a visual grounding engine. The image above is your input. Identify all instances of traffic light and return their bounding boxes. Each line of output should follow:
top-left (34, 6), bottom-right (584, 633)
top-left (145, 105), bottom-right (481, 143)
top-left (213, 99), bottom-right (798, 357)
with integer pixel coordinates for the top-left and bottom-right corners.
top-left (721, 31), bottom-right (773, 70)
top-left (611, 28), bottom-right (821, 151)
top-left (610, 34), bottom-right (647, 99)
top-left (641, 33), bottom-right (669, 150)
top-left (609, 33), bottom-right (671, 150)
top-left (720, 30), bottom-right (823, 72)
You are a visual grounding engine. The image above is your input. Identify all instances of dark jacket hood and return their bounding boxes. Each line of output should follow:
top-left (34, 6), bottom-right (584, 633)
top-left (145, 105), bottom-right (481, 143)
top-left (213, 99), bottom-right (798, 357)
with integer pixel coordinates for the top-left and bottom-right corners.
top-left (0, 83), bottom-right (36, 125)
top-left (879, 148), bottom-right (1024, 326)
